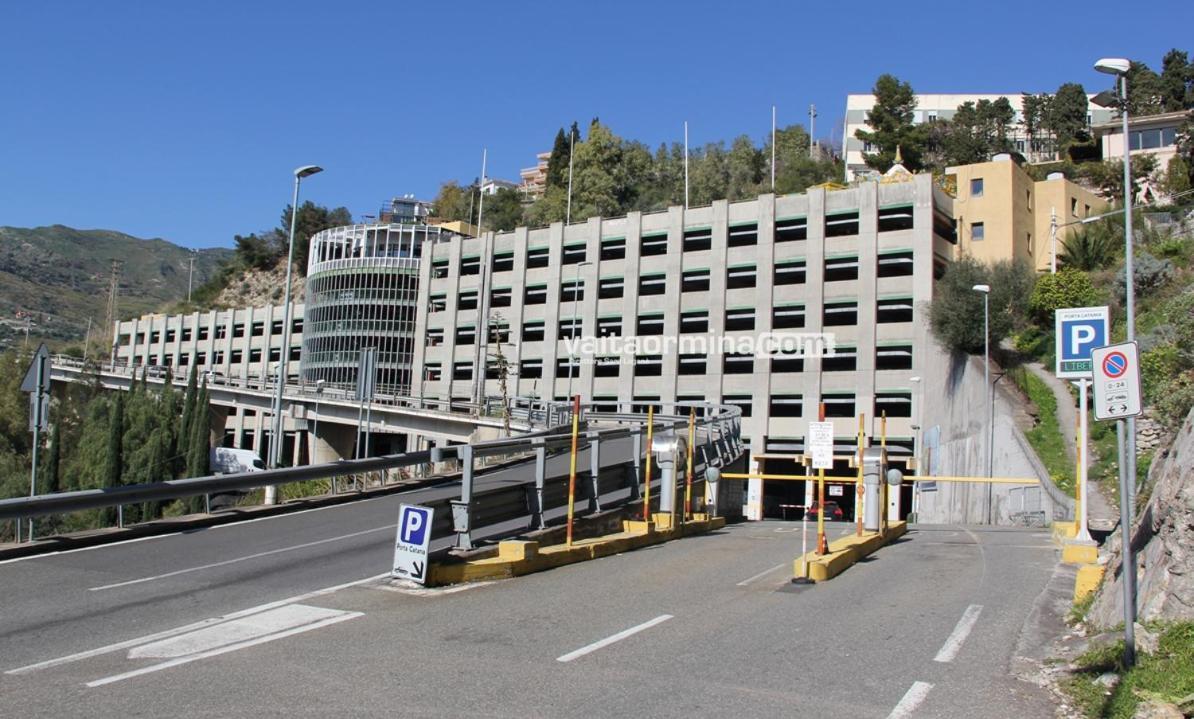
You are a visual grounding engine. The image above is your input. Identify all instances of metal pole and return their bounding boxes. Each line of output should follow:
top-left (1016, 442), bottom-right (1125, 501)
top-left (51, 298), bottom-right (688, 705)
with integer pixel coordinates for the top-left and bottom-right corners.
top-left (565, 131), bottom-right (574, 225)
top-left (1119, 75), bottom-right (1138, 520)
top-left (28, 359), bottom-right (45, 542)
top-left (1075, 379), bottom-right (1093, 543)
top-left (267, 172), bottom-right (305, 505)
top-left (683, 121), bottom-right (689, 210)
top-left (855, 412), bottom-right (864, 537)
top-left (809, 104), bottom-right (816, 155)
top-left (685, 408), bottom-right (695, 521)
top-left (1117, 417), bottom-right (1137, 666)
top-left (770, 105), bottom-right (776, 191)
top-left (187, 255), bottom-right (195, 303)
top-left (565, 394), bottom-right (580, 547)
top-left (984, 291), bottom-right (993, 524)
top-left (1050, 207), bottom-right (1058, 274)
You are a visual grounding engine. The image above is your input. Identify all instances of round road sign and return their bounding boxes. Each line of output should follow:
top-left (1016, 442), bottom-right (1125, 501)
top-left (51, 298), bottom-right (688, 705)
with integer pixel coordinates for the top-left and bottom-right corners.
top-left (1102, 351), bottom-right (1128, 378)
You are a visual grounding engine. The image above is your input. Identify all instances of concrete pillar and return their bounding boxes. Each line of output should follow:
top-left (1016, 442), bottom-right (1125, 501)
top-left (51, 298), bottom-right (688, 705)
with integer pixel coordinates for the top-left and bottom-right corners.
top-left (308, 422), bottom-right (356, 464)
top-left (208, 405), bottom-right (230, 447)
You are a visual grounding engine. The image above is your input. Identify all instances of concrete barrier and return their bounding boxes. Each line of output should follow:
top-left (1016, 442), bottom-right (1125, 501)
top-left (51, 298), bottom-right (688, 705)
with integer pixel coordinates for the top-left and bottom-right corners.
top-left (791, 522), bottom-right (908, 582)
top-left (427, 514), bottom-right (725, 586)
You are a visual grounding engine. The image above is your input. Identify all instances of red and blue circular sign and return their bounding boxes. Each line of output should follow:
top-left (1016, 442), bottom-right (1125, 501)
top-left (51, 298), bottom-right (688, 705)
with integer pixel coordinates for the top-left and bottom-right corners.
top-left (1102, 351), bottom-right (1128, 378)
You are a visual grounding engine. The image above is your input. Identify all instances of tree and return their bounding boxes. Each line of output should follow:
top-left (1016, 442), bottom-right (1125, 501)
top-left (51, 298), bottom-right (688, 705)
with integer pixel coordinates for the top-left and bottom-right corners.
top-left (568, 120), bottom-right (628, 219)
top-left (1059, 222), bottom-right (1120, 271)
top-left (481, 187), bottom-right (526, 232)
top-left (1162, 154), bottom-right (1193, 197)
top-left (1124, 61), bottom-right (1164, 116)
top-left (545, 127), bottom-right (570, 189)
top-left (689, 141), bottom-right (730, 206)
top-left (856, 74), bottom-right (928, 173)
top-left (278, 202), bottom-right (353, 275)
top-left (1021, 93), bottom-right (1053, 157)
top-left (1082, 155), bottom-right (1159, 202)
top-left (1045, 83), bottom-right (1090, 152)
top-left (103, 393), bottom-right (124, 525)
top-left (43, 422), bottom-right (61, 495)
top-left (1028, 268), bottom-right (1099, 323)
top-left (1159, 49), bottom-right (1193, 111)
top-left (233, 233), bottom-right (277, 270)
top-left (941, 97), bottom-right (1016, 166)
top-left (726, 135), bottom-right (764, 200)
top-left (929, 256), bottom-right (1035, 354)
top-left (432, 181), bottom-right (473, 223)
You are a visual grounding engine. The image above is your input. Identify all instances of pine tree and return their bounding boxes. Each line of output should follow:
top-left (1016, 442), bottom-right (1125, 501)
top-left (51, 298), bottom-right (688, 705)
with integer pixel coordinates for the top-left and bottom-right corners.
top-left (545, 127), bottom-right (570, 189)
top-left (103, 394), bottom-right (124, 525)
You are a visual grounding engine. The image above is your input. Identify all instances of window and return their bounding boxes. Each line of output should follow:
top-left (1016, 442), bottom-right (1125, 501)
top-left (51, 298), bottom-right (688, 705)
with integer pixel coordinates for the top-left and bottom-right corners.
top-left (639, 273), bottom-right (666, 296)
top-left (824, 256), bottom-right (859, 282)
top-left (490, 287), bottom-right (512, 308)
top-left (776, 217), bottom-right (807, 242)
top-left (558, 318), bottom-right (583, 339)
top-left (455, 326), bottom-right (476, 345)
top-left (522, 320), bottom-right (545, 342)
top-left (876, 344), bottom-right (913, 370)
top-left (1071, 198), bottom-right (1078, 218)
top-left (971, 222), bottom-right (985, 241)
top-left (728, 223), bottom-right (758, 247)
top-left (426, 328), bottom-right (444, 347)
top-left (636, 314), bottom-right (665, 336)
top-left (165, 329), bottom-right (176, 343)
top-left (822, 346), bottom-right (856, 372)
top-left (230, 349), bottom-right (243, 363)
top-left (632, 396), bottom-right (661, 414)
top-left (877, 251), bottom-right (914, 278)
top-left (1027, 232), bottom-right (1033, 255)
top-left (423, 363), bottom-right (442, 382)
top-left (214, 326), bottom-right (226, 340)
top-left (878, 205), bottom-right (914, 232)
top-left (726, 265), bottom-right (756, 289)
top-left (1026, 189), bottom-right (1033, 211)
top-left (460, 256), bottom-right (481, 276)
top-left (970, 178), bottom-right (983, 197)
top-left (594, 356), bottom-right (621, 377)
top-left (432, 260), bottom-right (449, 279)
top-left (487, 323), bottom-right (510, 344)
top-left (453, 362), bottom-right (472, 380)
top-left (772, 305), bottom-right (805, 329)
top-left (597, 316), bottom-right (621, 337)
top-left (723, 394), bottom-right (753, 417)
top-left (560, 280), bottom-right (584, 303)
top-left (633, 355), bottom-right (662, 377)
top-left (458, 290), bottom-right (478, 311)
top-left (774, 259), bottom-right (806, 285)
top-left (562, 243), bottom-right (586, 265)
top-left (492, 252), bottom-right (514, 272)
top-left (823, 300), bottom-right (858, 326)
top-left (601, 237), bottom-right (626, 261)
top-left (525, 284), bottom-right (547, 305)
top-left (640, 233), bottom-right (668, 257)
top-left (771, 355), bottom-right (804, 373)
top-left (683, 227), bottom-right (712, 253)
top-left (678, 354), bottom-right (706, 375)
top-left (825, 211), bottom-right (859, 237)
top-left (557, 357), bottom-right (580, 378)
top-left (933, 211), bottom-right (957, 245)
top-left (823, 393), bottom-right (855, 418)
top-left (680, 310), bottom-right (708, 333)
top-left (592, 395), bottom-right (619, 412)
top-left (599, 277), bottom-right (624, 299)
top-left (249, 348), bottom-right (262, 362)
top-left (429, 294), bottom-right (447, 312)
top-left (232, 324), bottom-right (245, 339)
top-left (1130, 127), bottom-right (1179, 150)
top-left (527, 246), bottom-right (549, 268)
top-left (875, 391), bottom-right (912, 418)
top-left (877, 298), bottom-right (913, 323)
top-left (682, 269), bottom-right (711, 292)
top-left (725, 308), bottom-right (755, 332)
top-left (769, 395), bottom-right (803, 418)
top-left (197, 327), bottom-right (210, 341)
top-left (182, 328), bottom-right (193, 342)
top-left (291, 319), bottom-right (302, 334)
top-left (722, 353), bottom-right (754, 375)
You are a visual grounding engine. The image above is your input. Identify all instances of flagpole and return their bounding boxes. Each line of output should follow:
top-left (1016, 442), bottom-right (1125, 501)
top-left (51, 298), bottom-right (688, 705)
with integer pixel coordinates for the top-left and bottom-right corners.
top-left (683, 121), bottom-right (689, 210)
top-left (771, 105), bottom-right (776, 191)
top-left (565, 130), bottom-right (574, 225)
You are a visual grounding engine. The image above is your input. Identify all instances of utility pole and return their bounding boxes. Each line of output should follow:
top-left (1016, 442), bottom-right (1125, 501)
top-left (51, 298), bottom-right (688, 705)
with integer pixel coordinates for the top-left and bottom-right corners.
top-left (771, 105), bottom-right (777, 192)
top-left (83, 317), bottom-right (93, 360)
top-left (187, 254), bottom-right (196, 303)
top-left (809, 104), bottom-right (817, 156)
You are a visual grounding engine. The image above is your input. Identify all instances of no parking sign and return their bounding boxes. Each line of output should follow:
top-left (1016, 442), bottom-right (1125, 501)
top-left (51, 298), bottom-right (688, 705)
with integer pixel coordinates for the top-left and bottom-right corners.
top-left (1091, 342), bottom-right (1142, 421)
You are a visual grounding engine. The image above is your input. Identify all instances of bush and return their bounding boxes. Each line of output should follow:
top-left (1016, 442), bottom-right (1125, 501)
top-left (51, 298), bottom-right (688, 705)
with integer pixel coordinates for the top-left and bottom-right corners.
top-left (1028, 268), bottom-right (1099, 323)
top-left (929, 256), bottom-right (1036, 354)
top-left (1117, 250), bottom-right (1174, 300)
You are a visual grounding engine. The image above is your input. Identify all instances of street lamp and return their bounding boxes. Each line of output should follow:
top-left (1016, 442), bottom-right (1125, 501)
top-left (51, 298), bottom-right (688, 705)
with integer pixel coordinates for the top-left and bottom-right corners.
top-left (311, 379), bottom-right (325, 463)
top-left (972, 284), bottom-right (993, 523)
top-left (566, 260), bottom-right (592, 401)
top-left (267, 165), bottom-right (322, 505)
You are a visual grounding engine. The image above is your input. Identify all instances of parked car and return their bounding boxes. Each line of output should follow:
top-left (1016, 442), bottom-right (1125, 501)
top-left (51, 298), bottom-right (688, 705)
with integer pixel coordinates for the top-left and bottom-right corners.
top-left (804, 500), bottom-right (844, 521)
top-left (210, 447), bottom-right (265, 474)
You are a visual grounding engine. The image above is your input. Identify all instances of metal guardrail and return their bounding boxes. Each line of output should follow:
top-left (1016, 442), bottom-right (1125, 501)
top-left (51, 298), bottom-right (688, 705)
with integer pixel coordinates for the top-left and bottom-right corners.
top-left (0, 399), bottom-right (744, 550)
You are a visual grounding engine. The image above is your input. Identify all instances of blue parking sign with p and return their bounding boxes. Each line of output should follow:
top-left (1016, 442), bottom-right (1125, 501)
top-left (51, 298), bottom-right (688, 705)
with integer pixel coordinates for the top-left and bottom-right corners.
top-left (1055, 306), bottom-right (1110, 379)
top-left (393, 503), bottom-right (434, 584)
top-left (400, 505), bottom-right (430, 545)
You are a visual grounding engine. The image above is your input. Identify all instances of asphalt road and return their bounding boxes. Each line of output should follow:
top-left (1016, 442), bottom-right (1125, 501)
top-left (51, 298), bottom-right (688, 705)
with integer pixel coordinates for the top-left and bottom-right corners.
top-left (0, 512), bottom-right (1066, 718)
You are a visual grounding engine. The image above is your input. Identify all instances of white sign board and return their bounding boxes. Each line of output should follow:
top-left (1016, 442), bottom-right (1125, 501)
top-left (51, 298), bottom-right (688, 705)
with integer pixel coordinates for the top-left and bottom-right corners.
top-left (1091, 342), bottom-right (1142, 421)
top-left (392, 503), bottom-right (434, 584)
top-left (1055, 306), bottom-right (1109, 379)
top-left (828, 485), bottom-right (843, 497)
top-left (808, 421), bottom-right (834, 470)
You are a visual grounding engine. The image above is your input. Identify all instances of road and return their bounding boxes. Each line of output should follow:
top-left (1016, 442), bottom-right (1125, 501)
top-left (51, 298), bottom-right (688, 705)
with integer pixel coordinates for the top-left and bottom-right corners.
top-left (0, 501), bottom-right (1067, 718)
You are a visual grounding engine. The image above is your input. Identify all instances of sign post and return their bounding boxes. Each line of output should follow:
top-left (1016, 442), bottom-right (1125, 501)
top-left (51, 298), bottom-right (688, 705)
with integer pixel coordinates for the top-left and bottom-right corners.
top-left (392, 503), bottom-right (434, 584)
top-left (20, 344), bottom-right (51, 542)
top-left (1091, 341), bottom-right (1141, 666)
top-left (1054, 307), bottom-right (1108, 553)
top-left (808, 413), bottom-right (833, 555)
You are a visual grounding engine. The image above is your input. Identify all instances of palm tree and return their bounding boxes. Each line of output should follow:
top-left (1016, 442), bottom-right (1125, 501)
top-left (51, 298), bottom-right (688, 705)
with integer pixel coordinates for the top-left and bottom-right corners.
top-left (1059, 226), bottom-right (1118, 271)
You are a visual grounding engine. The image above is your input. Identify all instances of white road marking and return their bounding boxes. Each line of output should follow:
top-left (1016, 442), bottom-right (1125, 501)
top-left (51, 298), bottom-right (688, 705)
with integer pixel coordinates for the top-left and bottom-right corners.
top-left (736, 563), bottom-right (787, 586)
top-left (87, 608), bottom-right (361, 687)
top-left (88, 526), bottom-right (392, 591)
top-left (129, 604), bottom-right (352, 659)
top-left (887, 681), bottom-right (933, 719)
top-left (556, 615), bottom-right (673, 663)
top-left (375, 580), bottom-right (496, 596)
top-left (6, 572), bottom-right (388, 675)
top-left (934, 604), bottom-right (983, 663)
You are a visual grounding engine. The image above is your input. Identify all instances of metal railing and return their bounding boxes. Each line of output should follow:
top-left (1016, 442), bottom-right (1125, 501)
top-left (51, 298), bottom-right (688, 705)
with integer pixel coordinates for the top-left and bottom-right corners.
top-left (0, 400), bottom-right (744, 550)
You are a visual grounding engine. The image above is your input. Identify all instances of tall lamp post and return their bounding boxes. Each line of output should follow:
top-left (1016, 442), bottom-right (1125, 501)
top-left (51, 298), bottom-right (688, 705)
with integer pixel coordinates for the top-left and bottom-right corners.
top-left (972, 284), bottom-right (993, 523)
top-left (566, 260), bottom-right (592, 401)
top-left (1093, 54), bottom-right (1139, 668)
top-left (266, 165), bottom-right (322, 506)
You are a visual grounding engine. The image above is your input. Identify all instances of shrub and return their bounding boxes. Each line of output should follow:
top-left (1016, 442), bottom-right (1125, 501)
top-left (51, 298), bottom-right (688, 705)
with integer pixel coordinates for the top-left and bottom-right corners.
top-left (929, 256), bottom-right (1036, 354)
top-left (1117, 250), bottom-right (1174, 300)
top-left (1028, 268), bottom-right (1099, 323)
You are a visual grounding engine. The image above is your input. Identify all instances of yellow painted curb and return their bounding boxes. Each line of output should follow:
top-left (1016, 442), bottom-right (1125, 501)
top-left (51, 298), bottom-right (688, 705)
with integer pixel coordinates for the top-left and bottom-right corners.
top-left (1051, 521), bottom-right (1078, 546)
top-left (791, 522), bottom-right (907, 582)
top-left (1074, 564), bottom-right (1105, 602)
top-left (427, 516), bottom-right (726, 586)
top-left (1061, 540), bottom-right (1099, 565)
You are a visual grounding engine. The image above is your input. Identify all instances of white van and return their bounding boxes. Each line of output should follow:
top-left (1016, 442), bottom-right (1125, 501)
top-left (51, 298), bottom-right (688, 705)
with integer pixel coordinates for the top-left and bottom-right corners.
top-left (210, 447), bottom-right (266, 475)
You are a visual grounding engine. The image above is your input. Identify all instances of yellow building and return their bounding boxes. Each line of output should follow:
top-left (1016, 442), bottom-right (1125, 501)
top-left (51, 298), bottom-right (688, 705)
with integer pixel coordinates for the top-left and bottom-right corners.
top-left (946, 155), bottom-right (1107, 272)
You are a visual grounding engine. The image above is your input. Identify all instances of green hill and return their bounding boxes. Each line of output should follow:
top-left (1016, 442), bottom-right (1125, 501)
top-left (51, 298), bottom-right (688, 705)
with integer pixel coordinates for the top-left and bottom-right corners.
top-left (0, 225), bottom-right (232, 350)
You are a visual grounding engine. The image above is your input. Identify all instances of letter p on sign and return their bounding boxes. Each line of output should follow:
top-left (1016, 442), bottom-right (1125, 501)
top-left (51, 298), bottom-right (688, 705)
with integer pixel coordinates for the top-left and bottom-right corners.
top-left (1071, 325), bottom-right (1096, 353)
top-left (400, 506), bottom-right (430, 545)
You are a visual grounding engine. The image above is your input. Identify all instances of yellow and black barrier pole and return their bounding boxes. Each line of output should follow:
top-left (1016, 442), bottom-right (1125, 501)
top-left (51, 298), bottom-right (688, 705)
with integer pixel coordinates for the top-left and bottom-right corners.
top-left (685, 408), bottom-right (695, 522)
top-left (643, 405), bottom-right (653, 522)
top-left (565, 394), bottom-right (581, 547)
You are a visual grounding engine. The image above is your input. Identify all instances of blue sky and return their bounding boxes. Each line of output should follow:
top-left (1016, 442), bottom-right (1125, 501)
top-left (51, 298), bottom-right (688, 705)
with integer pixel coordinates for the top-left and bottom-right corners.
top-left (1, 1), bottom-right (1190, 248)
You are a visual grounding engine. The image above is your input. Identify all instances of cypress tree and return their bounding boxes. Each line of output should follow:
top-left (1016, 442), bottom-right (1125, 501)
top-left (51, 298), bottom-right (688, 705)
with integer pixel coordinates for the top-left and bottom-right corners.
top-left (185, 380), bottom-right (211, 513)
top-left (179, 366), bottom-right (198, 476)
top-left (103, 394), bottom-right (124, 525)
